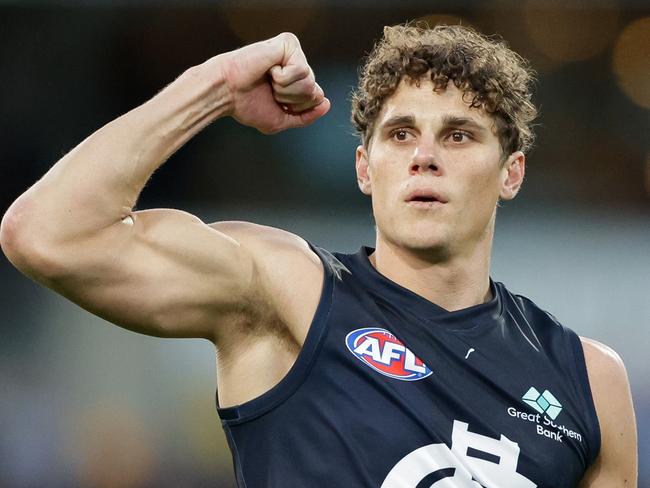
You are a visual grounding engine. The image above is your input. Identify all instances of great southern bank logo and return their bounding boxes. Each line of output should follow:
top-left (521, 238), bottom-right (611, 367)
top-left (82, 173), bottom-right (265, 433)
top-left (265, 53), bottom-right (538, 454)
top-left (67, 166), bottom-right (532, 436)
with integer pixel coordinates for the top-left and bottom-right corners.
top-left (508, 387), bottom-right (581, 444)
top-left (522, 387), bottom-right (563, 420)
top-left (345, 327), bottom-right (432, 381)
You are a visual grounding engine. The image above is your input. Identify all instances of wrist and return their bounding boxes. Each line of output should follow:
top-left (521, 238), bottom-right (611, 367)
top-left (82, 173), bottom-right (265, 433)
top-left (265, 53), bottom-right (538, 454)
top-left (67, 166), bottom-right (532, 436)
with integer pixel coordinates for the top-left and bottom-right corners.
top-left (178, 57), bottom-right (234, 120)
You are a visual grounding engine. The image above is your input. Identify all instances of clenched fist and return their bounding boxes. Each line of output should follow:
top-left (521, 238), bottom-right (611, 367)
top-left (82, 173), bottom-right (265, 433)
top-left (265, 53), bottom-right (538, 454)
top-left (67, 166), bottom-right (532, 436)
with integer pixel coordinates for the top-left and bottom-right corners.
top-left (203, 32), bottom-right (330, 134)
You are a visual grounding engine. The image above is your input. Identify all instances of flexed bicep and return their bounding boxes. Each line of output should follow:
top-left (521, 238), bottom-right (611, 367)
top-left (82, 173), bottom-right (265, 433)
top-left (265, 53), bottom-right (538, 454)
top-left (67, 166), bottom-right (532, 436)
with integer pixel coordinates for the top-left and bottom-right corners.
top-left (39, 209), bottom-right (257, 341)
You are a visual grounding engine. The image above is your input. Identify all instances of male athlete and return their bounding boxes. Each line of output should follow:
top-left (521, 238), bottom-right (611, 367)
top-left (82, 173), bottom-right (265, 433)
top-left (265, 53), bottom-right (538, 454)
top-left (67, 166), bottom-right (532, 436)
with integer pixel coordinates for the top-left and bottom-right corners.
top-left (1, 24), bottom-right (637, 487)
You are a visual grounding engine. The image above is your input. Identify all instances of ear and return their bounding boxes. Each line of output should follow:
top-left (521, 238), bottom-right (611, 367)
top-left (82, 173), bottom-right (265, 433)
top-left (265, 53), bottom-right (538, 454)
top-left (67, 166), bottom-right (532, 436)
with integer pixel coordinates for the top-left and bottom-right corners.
top-left (499, 151), bottom-right (525, 201)
top-left (355, 145), bottom-right (372, 196)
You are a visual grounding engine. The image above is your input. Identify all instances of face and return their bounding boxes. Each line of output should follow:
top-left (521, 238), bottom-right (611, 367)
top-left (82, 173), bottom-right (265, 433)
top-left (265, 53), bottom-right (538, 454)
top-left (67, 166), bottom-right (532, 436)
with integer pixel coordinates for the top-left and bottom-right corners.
top-left (356, 78), bottom-right (525, 259)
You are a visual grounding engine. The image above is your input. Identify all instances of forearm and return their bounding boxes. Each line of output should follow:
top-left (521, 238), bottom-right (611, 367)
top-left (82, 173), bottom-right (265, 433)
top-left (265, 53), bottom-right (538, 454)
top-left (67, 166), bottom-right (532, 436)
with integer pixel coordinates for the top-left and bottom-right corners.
top-left (4, 58), bottom-right (232, 246)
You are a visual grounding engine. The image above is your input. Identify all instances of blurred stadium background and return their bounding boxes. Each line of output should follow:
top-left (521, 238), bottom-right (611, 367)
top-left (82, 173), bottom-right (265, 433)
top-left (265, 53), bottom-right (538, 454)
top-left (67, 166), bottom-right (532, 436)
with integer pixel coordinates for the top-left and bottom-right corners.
top-left (1, 0), bottom-right (648, 486)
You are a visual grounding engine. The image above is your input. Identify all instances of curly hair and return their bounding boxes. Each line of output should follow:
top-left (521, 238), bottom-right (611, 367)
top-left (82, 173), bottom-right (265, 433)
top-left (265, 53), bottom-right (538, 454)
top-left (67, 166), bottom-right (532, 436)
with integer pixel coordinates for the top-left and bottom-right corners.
top-left (351, 23), bottom-right (538, 156)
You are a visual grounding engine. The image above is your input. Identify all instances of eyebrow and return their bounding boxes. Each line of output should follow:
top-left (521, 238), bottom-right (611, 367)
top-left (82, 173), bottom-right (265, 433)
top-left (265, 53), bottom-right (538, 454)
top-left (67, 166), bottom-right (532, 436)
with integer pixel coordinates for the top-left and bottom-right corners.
top-left (379, 114), bottom-right (416, 131)
top-left (378, 113), bottom-right (489, 133)
top-left (440, 115), bottom-right (488, 133)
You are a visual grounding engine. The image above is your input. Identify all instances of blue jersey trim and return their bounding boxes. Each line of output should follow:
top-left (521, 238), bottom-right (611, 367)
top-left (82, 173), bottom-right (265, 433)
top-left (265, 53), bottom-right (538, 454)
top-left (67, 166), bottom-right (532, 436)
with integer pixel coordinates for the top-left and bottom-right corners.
top-left (222, 423), bottom-right (248, 488)
top-left (217, 242), bottom-right (334, 425)
top-left (568, 332), bottom-right (602, 466)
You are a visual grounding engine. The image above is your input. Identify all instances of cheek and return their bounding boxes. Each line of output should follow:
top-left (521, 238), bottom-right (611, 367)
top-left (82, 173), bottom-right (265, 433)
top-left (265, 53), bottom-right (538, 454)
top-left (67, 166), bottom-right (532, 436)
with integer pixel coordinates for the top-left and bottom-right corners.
top-left (369, 168), bottom-right (404, 228)
top-left (371, 180), bottom-right (396, 223)
top-left (369, 160), bottom-right (398, 199)
top-left (457, 163), bottom-right (502, 214)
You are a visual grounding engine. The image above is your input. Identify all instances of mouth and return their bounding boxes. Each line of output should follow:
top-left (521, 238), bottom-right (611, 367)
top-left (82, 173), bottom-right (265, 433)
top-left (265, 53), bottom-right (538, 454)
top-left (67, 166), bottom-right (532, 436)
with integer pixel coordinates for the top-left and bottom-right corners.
top-left (405, 190), bottom-right (448, 208)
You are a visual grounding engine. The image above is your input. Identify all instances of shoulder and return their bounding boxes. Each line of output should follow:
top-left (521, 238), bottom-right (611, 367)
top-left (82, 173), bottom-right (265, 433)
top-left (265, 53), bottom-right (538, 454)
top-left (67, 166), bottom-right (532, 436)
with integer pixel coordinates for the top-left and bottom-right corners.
top-left (208, 221), bottom-right (325, 342)
top-left (580, 336), bottom-right (627, 380)
top-left (579, 336), bottom-right (633, 436)
top-left (578, 336), bottom-right (638, 486)
top-left (209, 220), bottom-right (310, 248)
top-left (208, 221), bottom-right (323, 288)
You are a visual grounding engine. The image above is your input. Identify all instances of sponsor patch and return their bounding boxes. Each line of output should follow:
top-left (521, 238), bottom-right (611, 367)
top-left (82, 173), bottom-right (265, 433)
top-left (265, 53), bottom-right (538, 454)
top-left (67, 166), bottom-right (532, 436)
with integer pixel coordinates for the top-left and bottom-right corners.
top-left (345, 327), bottom-right (433, 381)
top-left (522, 387), bottom-right (563, 420)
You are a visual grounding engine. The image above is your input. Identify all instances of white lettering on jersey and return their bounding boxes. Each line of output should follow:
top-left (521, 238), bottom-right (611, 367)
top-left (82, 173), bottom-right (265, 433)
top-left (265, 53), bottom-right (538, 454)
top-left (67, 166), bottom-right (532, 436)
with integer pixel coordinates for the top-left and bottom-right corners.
top-left (404, 348), bottom-right (427, 374)
top-left (353, 336), bottom-right (426, 373)
top-left (353, 337), bottom-right (382, 362)
top-left (381, 420), bottom-right (536, 488)
top-left (380, 342), bottom-right (405, 365)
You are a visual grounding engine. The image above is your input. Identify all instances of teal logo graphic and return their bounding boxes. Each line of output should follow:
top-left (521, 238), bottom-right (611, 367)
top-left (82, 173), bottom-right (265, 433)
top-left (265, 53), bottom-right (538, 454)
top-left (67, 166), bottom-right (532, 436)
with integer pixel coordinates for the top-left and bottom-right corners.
top-left (522, 387), bottom-right (562, 420)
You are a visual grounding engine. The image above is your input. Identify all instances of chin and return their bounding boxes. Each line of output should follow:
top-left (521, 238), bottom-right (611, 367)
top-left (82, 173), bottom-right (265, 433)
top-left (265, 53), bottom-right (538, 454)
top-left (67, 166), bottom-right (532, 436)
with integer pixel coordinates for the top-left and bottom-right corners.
top-left (389, 228), bottom-right (452, 260)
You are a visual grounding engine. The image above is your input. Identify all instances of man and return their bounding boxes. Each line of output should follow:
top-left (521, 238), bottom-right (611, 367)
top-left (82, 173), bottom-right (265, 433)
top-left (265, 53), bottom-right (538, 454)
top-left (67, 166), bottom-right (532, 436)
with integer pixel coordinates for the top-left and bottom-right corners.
top-left (0, 23), bottom-right (637, 487)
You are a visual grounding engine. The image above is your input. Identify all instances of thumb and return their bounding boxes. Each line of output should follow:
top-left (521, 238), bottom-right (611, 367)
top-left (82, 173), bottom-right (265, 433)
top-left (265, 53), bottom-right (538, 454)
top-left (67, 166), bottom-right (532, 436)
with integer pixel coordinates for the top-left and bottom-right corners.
top-left (284, 98), bottom-right (331, 129)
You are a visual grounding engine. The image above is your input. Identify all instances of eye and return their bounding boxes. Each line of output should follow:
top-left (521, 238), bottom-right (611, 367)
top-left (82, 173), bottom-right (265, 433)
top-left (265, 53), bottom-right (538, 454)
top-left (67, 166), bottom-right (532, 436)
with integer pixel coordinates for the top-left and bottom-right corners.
top-left (448, 131), bottom-right (471, 143)
top-left (391, 129), bottom-right (413, 142)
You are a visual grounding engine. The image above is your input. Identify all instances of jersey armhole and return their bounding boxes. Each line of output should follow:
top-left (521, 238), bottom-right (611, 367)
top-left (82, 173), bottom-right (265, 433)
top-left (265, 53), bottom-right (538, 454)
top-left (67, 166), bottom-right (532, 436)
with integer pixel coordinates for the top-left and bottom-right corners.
top-left (567, 330), bottom-right (602, 465)
top-left (217, 242), bottom-right (335, 425)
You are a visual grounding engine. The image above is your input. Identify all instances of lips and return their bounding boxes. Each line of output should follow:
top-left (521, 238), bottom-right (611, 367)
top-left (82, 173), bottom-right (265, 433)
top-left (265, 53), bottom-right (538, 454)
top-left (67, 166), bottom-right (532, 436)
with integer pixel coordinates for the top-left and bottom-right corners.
top-left (405, 189), bottom-right (448, 204)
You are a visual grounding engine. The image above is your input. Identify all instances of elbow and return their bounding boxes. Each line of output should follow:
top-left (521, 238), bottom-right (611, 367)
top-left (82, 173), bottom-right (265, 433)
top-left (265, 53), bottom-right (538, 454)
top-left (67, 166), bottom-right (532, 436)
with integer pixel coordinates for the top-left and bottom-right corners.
top-left (1, 200), bottom-right (26, 265)
top-left (1, 199), bottom-right (64, 282)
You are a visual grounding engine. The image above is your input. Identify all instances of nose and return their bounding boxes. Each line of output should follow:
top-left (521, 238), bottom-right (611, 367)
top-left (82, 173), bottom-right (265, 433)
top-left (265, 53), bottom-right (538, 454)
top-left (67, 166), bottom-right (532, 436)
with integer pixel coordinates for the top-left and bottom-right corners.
top-left (409, 141), bottom-right (441, 176)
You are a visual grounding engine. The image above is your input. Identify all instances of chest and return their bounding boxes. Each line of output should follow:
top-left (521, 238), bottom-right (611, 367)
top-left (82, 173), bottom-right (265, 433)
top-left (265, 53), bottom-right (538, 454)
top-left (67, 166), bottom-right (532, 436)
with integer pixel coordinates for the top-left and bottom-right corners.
top-left (305, 314), bottom-right (592, 487)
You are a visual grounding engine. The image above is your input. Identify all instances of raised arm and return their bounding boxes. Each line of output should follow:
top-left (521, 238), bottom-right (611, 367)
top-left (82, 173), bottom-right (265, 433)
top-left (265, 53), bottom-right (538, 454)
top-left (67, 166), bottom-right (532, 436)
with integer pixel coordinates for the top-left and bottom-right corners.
top-left (0, 33), bottom-right (329, 342)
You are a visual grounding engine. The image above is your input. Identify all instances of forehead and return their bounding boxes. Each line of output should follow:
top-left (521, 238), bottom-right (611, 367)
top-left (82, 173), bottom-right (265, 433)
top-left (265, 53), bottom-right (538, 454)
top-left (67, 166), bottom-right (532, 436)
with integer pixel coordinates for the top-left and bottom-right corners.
top-left (377, 78), bottom-right (495, 130)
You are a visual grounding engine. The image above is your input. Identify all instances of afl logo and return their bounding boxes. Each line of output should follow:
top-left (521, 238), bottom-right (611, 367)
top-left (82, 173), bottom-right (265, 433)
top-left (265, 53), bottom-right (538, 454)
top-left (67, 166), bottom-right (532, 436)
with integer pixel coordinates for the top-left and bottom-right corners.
top-left (345, 327), bottom-right (433, 381)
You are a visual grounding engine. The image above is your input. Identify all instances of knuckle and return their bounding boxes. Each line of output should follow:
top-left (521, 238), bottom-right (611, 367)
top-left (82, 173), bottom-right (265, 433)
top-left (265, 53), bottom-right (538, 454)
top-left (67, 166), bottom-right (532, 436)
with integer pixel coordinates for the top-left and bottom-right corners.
top-left (270, 71), bottom-right (286, 87)
top-left (294, 64), bottom-right (310, 80)
top-left (272, 77), bottom-right (290, 91)
top-left (278, 32), bottom-right (300, 45)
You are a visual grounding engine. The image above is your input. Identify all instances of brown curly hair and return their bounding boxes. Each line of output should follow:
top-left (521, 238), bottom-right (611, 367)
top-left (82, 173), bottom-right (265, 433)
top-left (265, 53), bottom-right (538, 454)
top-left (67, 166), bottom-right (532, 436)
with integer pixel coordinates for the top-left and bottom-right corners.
top-left (351, 23), bottom-right (538, 156)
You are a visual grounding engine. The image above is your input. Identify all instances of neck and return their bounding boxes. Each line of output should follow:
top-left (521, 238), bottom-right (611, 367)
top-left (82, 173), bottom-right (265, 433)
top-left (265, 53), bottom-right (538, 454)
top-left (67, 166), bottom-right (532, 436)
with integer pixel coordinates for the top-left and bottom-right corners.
top-left (369, 228), bottom-right (494, 312)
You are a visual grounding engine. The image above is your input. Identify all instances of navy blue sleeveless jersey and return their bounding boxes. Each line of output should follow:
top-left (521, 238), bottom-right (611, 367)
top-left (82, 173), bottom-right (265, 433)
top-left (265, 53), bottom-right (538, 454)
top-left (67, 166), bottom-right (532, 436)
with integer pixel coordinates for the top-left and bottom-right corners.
top-left (217, 246), bottom-right (600, 488)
